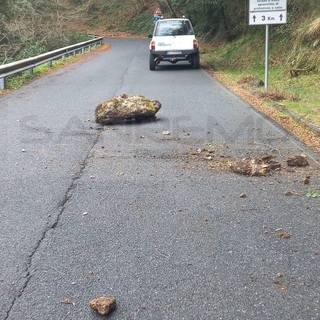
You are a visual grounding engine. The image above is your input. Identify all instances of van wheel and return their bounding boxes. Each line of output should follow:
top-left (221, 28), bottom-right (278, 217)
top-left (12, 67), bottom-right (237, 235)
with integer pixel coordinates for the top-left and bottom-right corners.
top-left (192, 53), bottom-right (200, 69)
top-left (149, 54), bottom-right (156, 70)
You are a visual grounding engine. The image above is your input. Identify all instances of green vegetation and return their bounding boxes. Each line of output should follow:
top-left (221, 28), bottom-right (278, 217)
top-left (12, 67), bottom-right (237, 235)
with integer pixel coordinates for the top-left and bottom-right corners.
top-left (97, 0), bottom-right (320, 129)
top-left (1, 0), bottom-right (319, 133)
top-left (96, 0), bottom-right (154, 34)
top-left (201, 12), bottom-right (320, 127)
top-left (306, 187), bottom-right (320, 199)
top-left (201, 27), bottom-right (320, 126)
top-left (0, 47), bottom-right (101, 94)
top-left (0, 0), bottom-right (92, 64)
top-left (3, 55), bottom-right (79, 90)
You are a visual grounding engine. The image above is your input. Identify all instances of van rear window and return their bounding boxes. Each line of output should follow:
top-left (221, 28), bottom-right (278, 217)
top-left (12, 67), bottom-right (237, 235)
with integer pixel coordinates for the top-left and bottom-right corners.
top-left (155, 20), bottom-right (194, 36)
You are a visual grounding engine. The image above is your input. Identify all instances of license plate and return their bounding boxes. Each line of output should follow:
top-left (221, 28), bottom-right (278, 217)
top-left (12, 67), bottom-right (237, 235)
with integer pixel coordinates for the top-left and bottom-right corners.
top-left (167, 51), bottom-right (182, 55)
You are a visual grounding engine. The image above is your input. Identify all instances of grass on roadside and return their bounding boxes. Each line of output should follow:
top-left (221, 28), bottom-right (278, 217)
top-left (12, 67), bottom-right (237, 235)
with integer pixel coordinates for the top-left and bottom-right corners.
top-left (3, 54), bottom-right (85, 91)
top-left (0, 45), bottom-right (108, 95)
top-left (200, 31), bottom-right (320, 128)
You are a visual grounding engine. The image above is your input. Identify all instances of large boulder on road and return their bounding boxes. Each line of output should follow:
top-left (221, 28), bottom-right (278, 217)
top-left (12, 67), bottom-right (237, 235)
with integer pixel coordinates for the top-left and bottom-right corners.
top-left (95, 94), bottom-right (161, 124)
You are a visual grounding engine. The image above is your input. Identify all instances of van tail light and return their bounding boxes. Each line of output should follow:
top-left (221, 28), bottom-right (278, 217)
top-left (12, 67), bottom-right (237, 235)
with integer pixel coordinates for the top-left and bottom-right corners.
top-left (193, 39), bottom-right (198, 49)
top-left (151, 41), bottom-right (155, 50)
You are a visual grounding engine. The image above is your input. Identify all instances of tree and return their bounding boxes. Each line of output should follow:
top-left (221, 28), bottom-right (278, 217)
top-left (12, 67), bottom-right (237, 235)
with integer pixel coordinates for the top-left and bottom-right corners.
top-left (0, 0), bottom-right (94, 64)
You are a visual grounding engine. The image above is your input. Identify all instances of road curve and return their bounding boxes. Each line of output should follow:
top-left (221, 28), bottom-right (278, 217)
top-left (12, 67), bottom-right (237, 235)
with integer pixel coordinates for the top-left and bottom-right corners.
top-left (0, 38), bottom-right (319, 320)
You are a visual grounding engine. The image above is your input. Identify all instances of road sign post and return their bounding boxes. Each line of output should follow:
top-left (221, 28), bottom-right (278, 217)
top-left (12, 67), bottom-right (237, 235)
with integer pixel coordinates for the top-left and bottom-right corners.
top-left (249, 0), bottom-right (287, 93)
top-left (263, 24), bottom-right (270, 94)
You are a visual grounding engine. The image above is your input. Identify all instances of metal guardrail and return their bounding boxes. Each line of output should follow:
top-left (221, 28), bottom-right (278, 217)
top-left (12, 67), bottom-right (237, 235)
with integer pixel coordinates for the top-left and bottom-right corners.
top-left (0, 36), bottom-right (103, 90)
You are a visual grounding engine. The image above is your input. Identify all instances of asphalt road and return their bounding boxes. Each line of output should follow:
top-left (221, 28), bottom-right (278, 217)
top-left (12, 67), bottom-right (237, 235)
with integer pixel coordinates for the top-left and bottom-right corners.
top-left (0, 38), bottom-right (319, 320)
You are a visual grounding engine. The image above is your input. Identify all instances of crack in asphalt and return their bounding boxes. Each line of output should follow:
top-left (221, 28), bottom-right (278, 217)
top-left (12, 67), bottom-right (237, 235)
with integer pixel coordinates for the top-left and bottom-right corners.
top-left (116, 57), bottom-right (133, 95)
top-left (4, 130), bottom-right (102, 320)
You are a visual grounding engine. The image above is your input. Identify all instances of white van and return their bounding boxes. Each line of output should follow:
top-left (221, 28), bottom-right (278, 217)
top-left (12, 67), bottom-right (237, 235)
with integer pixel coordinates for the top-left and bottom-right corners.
top-left (148, 18), bottom-right (200, 70)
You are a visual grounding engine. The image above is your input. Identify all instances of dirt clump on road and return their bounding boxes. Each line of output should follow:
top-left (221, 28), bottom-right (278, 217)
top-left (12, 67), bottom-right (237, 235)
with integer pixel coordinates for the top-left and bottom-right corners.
top-left (230, 155), bottom-right (281, 176)
top-left (89, 296), bottom-right (117, 315)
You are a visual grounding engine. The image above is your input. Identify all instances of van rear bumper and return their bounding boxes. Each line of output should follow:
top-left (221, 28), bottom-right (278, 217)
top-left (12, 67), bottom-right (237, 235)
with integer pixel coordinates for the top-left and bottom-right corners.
top-left (150, 49), bottom-right (199, 62)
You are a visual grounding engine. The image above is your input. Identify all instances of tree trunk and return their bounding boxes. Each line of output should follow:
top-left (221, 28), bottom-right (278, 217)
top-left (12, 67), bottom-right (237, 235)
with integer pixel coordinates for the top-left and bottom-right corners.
top-left (161, 0), bottom-right (178, 18)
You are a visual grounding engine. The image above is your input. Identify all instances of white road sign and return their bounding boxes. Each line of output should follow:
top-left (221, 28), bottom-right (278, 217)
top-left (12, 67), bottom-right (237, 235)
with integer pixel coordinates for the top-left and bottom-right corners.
top-left (249, 11), bottom-right (287, 25)
top-left (248, 0), bottom-right (288, 93)
top-left (249, 0), bottom-right (287, 25)
top-left (249, 0), bottom-right (287, 12)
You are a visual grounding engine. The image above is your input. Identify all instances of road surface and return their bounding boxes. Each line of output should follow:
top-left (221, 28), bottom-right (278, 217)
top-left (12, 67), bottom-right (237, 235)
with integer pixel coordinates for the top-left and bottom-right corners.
top-left (0, 38), bottom-right (319, 319)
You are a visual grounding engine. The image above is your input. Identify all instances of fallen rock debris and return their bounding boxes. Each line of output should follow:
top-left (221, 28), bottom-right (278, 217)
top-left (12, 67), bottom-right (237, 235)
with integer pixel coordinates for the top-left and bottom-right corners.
top-left (182, 145), bottom-right (313, 178)
top-left (303, 175), bottom-right (311, 185)
top-left (273, 280), bottom-right (290, 291)
top-left (229, 154), bottom-right (311, 176)
top-left (60, 298), bottom-right (74, 305)
top-left (89, 297), bottom-right (117, 315)
top-left (284, 191), bottom-right (294, 196)
top-left (230, 155), bottom-right (281, 176)
top-left (95, 94), bottom-right (161, 124)
top-left (276, 231), bottom-right (291, 239)
top-left (286, 155), bottom-right (309, 167)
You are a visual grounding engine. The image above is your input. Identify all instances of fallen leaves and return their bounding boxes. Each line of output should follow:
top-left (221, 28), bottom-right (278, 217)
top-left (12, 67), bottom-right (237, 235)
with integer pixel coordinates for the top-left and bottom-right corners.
top-left (237, 75), bottom-right (264, 87)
